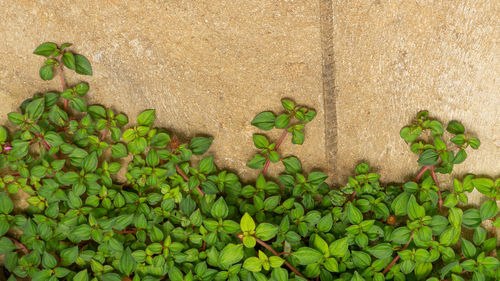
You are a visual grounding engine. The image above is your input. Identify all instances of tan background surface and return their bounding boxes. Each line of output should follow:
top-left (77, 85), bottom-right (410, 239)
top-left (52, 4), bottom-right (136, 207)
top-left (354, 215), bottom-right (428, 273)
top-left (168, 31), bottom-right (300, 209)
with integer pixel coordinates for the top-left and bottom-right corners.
top-left (0, 0), bottom-right (326, 183)
top-left (0, 0), bottom-right (498, 199)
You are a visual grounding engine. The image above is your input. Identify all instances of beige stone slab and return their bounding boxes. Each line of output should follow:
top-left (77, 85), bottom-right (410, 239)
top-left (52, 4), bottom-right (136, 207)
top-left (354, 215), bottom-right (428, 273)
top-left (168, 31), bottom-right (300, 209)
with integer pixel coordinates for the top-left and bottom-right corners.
top-left (0, 0), bottom-right (327, 182)
top-left (332, 0), bottom-right (499, 203)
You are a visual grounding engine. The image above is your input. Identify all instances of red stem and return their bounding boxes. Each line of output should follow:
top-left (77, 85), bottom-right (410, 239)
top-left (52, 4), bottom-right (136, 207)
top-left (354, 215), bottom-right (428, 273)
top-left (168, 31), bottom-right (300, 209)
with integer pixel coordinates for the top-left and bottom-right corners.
top-left (429, 166), bottom-right (443, 212)
top-left (57, 55), bottom-right (68, 110)
top-left (175, 164), bottom-right (205, 196)
top-left (415, 165), bottom-right (430, 181)
top-left (101, 126), bottom-right (108, 141)
top-left (237, 234), bottom-right (307, 280)
top-left (115, 228), bottom-right (137, 234)
top-left (262, 128), bottom-right (289, 175)
top-left (7, 236), bottom-right (29, 255)
top-left (382, 232), bottom-right (413, 274)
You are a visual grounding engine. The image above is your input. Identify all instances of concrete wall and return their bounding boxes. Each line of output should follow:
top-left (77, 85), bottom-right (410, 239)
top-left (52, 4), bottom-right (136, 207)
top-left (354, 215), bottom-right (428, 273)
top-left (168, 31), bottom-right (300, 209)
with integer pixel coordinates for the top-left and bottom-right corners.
top-left (1, 1), bottom-right (498, 195)
top-left (0, 0), bottom-right (327, 182)
top-left (331, 1), bottom-right (499, 203)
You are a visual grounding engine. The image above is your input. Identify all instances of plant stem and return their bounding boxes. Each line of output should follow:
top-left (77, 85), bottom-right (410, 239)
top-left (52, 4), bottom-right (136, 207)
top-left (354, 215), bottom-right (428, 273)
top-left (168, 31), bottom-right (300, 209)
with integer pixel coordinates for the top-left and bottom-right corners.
top-left (57, 55), bottom-right (68, 110)
top-left (7, 236), bottom-right (29, 255)
top-left (175, 164), bottom-right (205, 196)
top-left (382, 232), bottom-right (413, 274)
top-left (415, 165), bottom-right (430, 181)
top-left (237, 234), bottom-right (308, 280)
top-left (101, 126), bottom-right (108, 141)
top-left (115, 229), bottom-right (138, 234)
top-left (429, 166), bottom-right (443, 212)
top-left (262, 128), bottom-right (289, 175)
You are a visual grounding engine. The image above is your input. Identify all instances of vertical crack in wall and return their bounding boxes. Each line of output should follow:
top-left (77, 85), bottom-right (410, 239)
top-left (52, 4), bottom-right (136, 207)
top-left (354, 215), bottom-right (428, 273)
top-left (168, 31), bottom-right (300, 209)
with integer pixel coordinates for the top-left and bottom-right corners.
top-left (320, 0), bottom-right (337, 182)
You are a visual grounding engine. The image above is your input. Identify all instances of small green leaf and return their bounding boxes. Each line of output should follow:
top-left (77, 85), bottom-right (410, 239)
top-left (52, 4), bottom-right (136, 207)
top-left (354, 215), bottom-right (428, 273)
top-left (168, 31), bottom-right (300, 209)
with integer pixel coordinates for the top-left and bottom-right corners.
top-left (294, 247), bottom-right (323, 265)
top-left (243, 257), bottom-right (263, 272)
top-left (446, 121), bottom-right (465, 134)
top-left (219, 244), bottom-right (244, 269)
top-left (247, 153), bottom-right (266, 169)
top-left (461, 238), bottom-right (476, 258)
top-left (479, 200), bottom-right (498, 221)
top-left (211, 197), bottom-right (229, 219)
top-left (0, 192), bottom-right (13, 214)
top-left (255, 223), bottom-right (279, 241)
top-left (33, 42), bottom-right (58, 57)
top-left (291, 129), bottom-right (305, 145)
top-left (453, 149), bottom-right (467, 164)
top-left (74, 54), bottom-right (93, 75)
top-left (407, 195), bottom-right (425, 220)
top-left (253, 134), bottom-right (269, 149)
top-left (281, 99), bottom-right (295, 111)
top-left (137, 109), bottom-right (155, 127)
top-left (62, 52), bottom-right (76, 70)
top-left (73, 269), bottom-right (89, 281)
top-left (275, 114), bottom-right (290, 129)
top-left (119, 248), bottom-right (136, 276)
top-left (39, 65), bottom-right (54, 80)
top-left (462, 209), bottom-right (481, 228)
top-left (251, 112), bottom-right (276, 130)
top-left (418, 149), bottom-right (439, 166)
top-left (240, 213), bottom-right (255, 232)
top-left (346, 202), bottom-right (363, 224)
top-left (329, 237), bottom-right (348, 257)
top-left (189, 137), bottom-right (213, 155)
top-left (282, 156), bottom-right (302, 175)
top-left (26, 97), bottom-right (45, 120)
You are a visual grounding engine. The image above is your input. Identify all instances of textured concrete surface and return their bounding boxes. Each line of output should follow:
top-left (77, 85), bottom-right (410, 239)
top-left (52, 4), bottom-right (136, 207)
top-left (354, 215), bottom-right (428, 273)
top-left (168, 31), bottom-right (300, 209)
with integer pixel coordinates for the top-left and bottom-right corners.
top-left (331, 0), bottom-right (500, 201)
top-left (0, 0), bottom-right (498, 197)
top-left (0, 0), bottom-right (326, 183)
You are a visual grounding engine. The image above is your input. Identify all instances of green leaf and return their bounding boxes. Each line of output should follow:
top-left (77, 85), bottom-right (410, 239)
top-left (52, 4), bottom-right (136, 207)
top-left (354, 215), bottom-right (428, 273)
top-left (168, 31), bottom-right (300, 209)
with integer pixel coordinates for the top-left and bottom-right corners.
top-left (479, 200), bottom-right (498, 221)
top-left (119, 248), bottom-right (136, 276)
top-left (0, 237), bottom-right (15, 254)
top-left (446, 121), bottom-right (465, 134)
top-left (34, 42), bottom-right (57, 57)
top-left (472, 178), bottom-right (493, 195)
top-left (180, 196), bottom-right (196, 216)
top-left (392, 192), bottom-right (410, 216)
top-left (294, 247), bottom-right (323, 265)
top-left (88, 105), bottom-right (106, 119)
top-left (352, 251), bottom-right (371, 268)
top-left (329, 237), bottom-right (348, 257)
top-left (114, 214), bottom-right (135, 230)
top-left (62, 52), bottom-right (75, 69)
top-left (26, 98), bottom-right (45, 120)
top-left (255, 223), bottom-right (279, 241)
top-left (247, 153), bottom-right (266, 169)
top-left (391, 227), bottom-right (412, 244)
top-left (198, 156), bottom-right (215, 174)
top-left (60, 246), bottom-right (78, 266)
top-left (42, 251), bottom-right (57, 269)
top-left (70, 97), bottom-right (87, 112)
top-left (275, 114), bottom-right (290, 129)
top-left (240, 213), bottom-right (255, 232)
top-left (0, 192), bottom-right (13, 214)
top-left (453, 149), bottom-right (467, 164)
top-left (219, 244), bottom-right (244, 269)
top-left (346, 202), bottom-right (363, 224)
top-left (418, 149), bottom-right (439, 166)
top-left (39, 65), bottom-right (54, 80)
top-left (74, 54), bottom-right (93, 75)
top-left (111, 143), bottom-right (128, 158)
top-left (468, 137), bottom-right (480, 149)
top-left (136, 109), bottom-right (155, 127)
top-left (429, 120), bottom-right (444, 135)
top-left (282, 156), bottom-right (302, 174)
top-left (73, 269), bottom-right (89, 281)
top-left (448, 207), bottom-right (463, 229)
top-left (269, 256), bottom-right (284, 268)
top-left (462, 209), bottom-right (481, 228)
top-left (211, 197), bottom-right (229, 219)
top-left (407, 195), bottom-right (425, 220)
top-left (291, 129), bottom-right (305, 145)
top-left (243, 236), bottom-right (256, 248)
top-left (281, 99), bottom-right (295, 111)
top-left (83, 152), bottom-right (98, 173)
top-left (151, 132), bottom-right (170, 148)
top-left (189, 137), bottom-right (213, 155)
top-left (367, 243), bottom-right (393, 259)
top-left (251, 111), bottom-right (276, 130)
top-left (461, 238), bottom-right (476, 258)
top-left (8, 112), bottom-right (24, 125)
top-left (243, 257), bottom-right (262, 272)
top-left (253, 134), bottom-right (269, 149)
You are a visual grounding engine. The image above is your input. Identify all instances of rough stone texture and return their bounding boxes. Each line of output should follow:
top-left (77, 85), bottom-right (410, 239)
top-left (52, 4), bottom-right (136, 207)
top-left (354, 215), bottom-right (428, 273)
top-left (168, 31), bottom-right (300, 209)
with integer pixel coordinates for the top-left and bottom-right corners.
top-left (0, 0), bottom-right (326, 183)
top-left (331, 0), bottom-right (500, 205)
top-left (0, 0), bottom-right (498, 199)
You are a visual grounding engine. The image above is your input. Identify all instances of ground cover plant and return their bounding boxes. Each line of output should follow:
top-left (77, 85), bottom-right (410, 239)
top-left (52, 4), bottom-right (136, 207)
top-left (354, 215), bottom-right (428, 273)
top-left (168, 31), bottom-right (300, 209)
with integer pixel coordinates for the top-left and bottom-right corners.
top-left (0, 42), bottom-right (499, 281)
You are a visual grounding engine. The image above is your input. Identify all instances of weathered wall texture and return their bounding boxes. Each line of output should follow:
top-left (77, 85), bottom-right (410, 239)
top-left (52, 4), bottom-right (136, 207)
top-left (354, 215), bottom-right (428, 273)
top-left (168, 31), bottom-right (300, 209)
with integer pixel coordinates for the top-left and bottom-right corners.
top-left (0, 0), bottom-right (498, 195)
top-left (331, 1), bottom-right (499, 200)
top-left (0, 0), bottom-right (326, 182)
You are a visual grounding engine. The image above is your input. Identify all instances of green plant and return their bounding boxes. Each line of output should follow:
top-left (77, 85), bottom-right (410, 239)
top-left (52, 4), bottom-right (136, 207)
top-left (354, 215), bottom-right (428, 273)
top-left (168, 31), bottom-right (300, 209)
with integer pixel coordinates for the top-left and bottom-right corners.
top-left (0, 42), bottom-right (498, 281)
